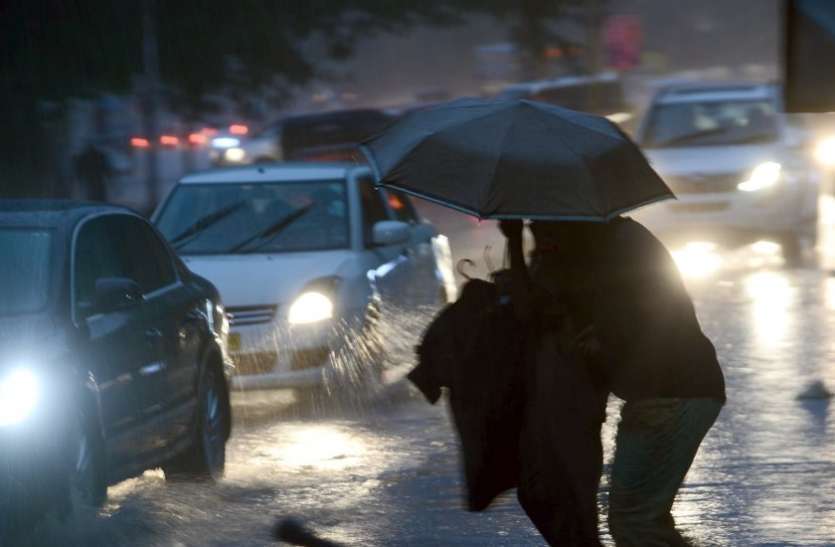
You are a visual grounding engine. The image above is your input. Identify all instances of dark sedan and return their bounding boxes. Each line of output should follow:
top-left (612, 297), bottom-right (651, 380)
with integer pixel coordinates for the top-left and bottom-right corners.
top-left (0, 200), bottom-right (232, 535)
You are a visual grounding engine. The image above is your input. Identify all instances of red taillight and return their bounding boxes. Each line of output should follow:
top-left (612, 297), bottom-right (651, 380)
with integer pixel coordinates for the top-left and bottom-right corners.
top-left (229, 124), bottom-right (249, 135)
top-left (130, 137), bottom-right (151, 148)
top-left (202, 127), bottom-right (219, 137)
top-left (188, 132), bottom-right (207, 146)
top-left (388, 194), bottom-right (405, 211)
top-left (160, 135), bottom-right (180, 147)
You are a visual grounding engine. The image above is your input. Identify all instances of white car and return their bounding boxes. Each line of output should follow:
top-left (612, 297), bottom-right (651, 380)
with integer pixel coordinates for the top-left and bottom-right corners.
top-left (153, 163), bottom-right (456, 392)
top-left (634, 82), bottom-right (820, 260)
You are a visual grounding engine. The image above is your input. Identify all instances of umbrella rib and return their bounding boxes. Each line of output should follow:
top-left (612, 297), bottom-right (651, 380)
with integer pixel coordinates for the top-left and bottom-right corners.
top-left (526, 101), bottom-right (624, 142)
top-left (528, 108), bottom-right (606, 218)
top-left (368, 107), bottom-right (518, 185)
top-left (480, 114), bottom-right (518, 216)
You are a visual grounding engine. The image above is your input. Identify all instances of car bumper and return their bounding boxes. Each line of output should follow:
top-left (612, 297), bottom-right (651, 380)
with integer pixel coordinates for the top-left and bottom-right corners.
top-left (227, 317), bottom-right (353, 392)
top-left (634, 185), bottom-right (814, 239)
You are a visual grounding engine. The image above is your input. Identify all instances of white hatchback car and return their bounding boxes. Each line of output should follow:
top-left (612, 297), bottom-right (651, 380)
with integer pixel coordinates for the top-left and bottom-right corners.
top-left (153, 163), bottom-right (457, 392)
top-left (634, 82), bottom-right (820, 260)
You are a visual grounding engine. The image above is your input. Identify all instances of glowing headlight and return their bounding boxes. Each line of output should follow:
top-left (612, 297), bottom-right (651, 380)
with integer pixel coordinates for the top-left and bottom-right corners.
top-left (737, 161), bottom-right (782, 192)
top-left (814, 136), bottom-right (835, 167)
top-left (211, 137), bottom-right (240, 149)
top-left (0, 368), bottom-right (40, 426)
top-left (288, 292), bottom-right (334, 325)
top-left (224, 147), bottom-right (246, 162)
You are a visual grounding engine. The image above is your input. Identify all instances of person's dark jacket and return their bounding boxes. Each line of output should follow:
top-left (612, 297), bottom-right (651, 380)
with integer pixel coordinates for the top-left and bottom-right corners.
top-left (531, 217), bottom-right (725, 403)
top-left (410, 277), bottom-right (605, 545)
top-left (410, 279), bottom-right (523, 511)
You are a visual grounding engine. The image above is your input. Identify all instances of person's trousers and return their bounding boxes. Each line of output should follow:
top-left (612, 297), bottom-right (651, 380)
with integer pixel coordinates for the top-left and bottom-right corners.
top-left (608, 397), bottom-right (723, 547)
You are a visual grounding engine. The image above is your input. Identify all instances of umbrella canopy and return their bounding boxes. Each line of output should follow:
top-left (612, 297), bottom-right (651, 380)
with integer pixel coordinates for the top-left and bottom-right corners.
top-left (361, 98), bottom-right (674, 221)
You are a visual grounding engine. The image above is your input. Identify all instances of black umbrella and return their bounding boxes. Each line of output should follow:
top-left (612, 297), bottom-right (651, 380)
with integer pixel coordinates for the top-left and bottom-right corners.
top-left (361, 98), bottom-right (674, 221)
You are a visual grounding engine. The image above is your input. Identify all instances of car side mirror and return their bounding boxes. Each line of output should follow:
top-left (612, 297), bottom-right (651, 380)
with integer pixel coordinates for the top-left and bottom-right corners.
top-left (372, 221), bottom-right (411, 247)
top-left (93, 277), bottom-right (143, 315)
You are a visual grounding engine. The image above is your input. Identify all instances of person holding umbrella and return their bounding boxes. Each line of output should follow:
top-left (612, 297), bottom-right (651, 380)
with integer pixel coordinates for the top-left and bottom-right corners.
top-left (363, 98), bottom-right (726, 545)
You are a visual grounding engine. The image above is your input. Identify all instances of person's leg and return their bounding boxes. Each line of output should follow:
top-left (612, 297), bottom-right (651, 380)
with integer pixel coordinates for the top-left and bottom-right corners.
top-left (607, 398), bottom-right (722, 547)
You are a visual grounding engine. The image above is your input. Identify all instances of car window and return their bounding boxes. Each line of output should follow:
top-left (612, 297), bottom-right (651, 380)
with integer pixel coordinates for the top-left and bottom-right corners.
top-left (118, 216), bottom-right (177, 294)
top-left (642, 99), bottom-right (779, 148)
top-left (74, 216), bottom-right (134, 315)
top-left (0, 228), bottom-right (52, 315)
top-left (155, 181), bottom-right (350, 254)
top-left (386, 190), bottom-right (419, 223)
top-left (358, 176), bottom-right (391, 246)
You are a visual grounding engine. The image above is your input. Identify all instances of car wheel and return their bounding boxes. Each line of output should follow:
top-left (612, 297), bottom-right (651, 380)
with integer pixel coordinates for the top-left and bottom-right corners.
top-left (164, 362), bottom-right (229, 481)
top-left (67, 411), bottom-right (107, 509)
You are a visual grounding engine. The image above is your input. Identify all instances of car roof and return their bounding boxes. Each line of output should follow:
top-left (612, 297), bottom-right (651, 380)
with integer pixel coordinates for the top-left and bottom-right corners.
top-left (0, 199), bottom-right (134, 228)
top-left (654, 81), bottom-right (777, 105)
top-left (179, 162), bottom-right (371, 184)
top-left (500, 71), bottom-right (620, 94)
top-left (282, 108), bottom-right (393, 125)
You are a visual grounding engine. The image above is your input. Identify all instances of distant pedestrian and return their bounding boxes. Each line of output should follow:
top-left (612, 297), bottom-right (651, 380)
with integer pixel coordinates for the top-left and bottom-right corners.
top-left (502, 217), bottom-right (726, 547)
top-left (73, 143), bottom-right (112, 202)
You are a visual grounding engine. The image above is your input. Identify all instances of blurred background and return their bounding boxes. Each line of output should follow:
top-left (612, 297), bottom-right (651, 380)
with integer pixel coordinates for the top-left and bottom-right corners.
top-left (0, 0), bottom-right (795, 209)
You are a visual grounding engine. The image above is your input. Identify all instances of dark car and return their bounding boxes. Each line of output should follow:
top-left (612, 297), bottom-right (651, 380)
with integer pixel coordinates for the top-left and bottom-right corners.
top-left (213, 109), bottom-right (396, 166)
top-left (0, 200), bottom-right (232, 534)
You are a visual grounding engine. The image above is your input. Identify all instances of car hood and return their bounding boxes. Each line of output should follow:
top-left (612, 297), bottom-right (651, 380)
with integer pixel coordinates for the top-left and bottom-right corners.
top-left (182, 250), bottom-right (356, 308)
top-left (645, 144), bottom-right (786, 176)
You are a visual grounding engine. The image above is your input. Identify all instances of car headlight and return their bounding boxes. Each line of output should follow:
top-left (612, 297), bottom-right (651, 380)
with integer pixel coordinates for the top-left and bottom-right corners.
top-left (0, 368), bottom-right (40, 426)
top-left (737, 161), bottom-right (782, 192)
top-left (211, 137), bottom-right (240, 149)
top-left (224, 147), bottom-right (246, 162)
top-left (815, 136), bottom-right (835, 168)
top-left (288, 292), bottom-right (334, 325)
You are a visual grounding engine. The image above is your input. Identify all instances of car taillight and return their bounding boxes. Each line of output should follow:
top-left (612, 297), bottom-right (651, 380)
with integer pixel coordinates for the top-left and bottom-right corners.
top-left (130, 137), bottom-right (151, 149)
top-left (229, 124), bottom-right (249, 135)
top-left (160, 135), bottom-right (180, 147)
top-left (188, 132), bottom-right (208, 146)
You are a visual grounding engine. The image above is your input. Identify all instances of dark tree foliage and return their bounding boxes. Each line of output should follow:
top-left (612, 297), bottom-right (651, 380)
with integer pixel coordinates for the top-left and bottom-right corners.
top-left (0, 0), bottom-right (581, 196)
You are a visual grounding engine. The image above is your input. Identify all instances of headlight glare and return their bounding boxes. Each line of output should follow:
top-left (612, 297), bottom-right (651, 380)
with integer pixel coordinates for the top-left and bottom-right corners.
top-left (211, 137), bottom-right (240, 149)
top-left (224, 147), bottom-right (246, 162)
top-left (0, 368), bottom-right (40, 426)
top-left (738, 161), bottom-right (781, 192)
top-left (815, 136), bottom-right (835, 167)
top-left (288, 292), bottom-right (334, 325)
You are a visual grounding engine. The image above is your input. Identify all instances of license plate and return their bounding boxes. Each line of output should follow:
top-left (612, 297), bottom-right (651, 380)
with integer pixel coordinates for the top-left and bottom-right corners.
top-left (668, 202), bottom-right (729, 214)
top-left (228, 332), bottom-right (241, 352)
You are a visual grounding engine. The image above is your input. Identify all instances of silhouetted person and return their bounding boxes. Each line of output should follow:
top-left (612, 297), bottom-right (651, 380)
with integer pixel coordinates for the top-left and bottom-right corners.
top-left (501, 217), bottom-right (725, 546)
top-left (74, 143), bottom-right (112, 202)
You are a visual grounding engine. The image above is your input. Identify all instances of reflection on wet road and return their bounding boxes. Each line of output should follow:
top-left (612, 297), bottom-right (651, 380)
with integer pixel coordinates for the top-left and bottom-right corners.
top-left (19, 197), bottom-right (835, 545)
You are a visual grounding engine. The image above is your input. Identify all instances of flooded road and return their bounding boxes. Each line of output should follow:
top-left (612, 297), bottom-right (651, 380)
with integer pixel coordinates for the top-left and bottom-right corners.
top-left (17, 198), bottom-right (835, 546)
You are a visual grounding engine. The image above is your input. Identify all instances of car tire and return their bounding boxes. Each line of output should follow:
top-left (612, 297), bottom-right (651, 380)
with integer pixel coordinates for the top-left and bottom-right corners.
top-left (66, 409), bottom-right (108, 510)
top-left (164, 361), bottom-right (229, 482)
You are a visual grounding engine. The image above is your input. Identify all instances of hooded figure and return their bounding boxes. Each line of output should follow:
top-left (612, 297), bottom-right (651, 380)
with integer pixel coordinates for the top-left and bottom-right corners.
top-left (410, 276), bottom-right (606, 545)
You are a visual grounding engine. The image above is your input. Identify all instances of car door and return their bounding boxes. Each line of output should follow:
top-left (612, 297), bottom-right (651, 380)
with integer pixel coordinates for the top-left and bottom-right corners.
top-left (73, 214), bottom-right (153, 465)
top-left (121, 216), bottom-right (203, 445)
top-left (356, 176), bottom-right (416, 311)
top-left (383, 189), bottom-right (443, 305)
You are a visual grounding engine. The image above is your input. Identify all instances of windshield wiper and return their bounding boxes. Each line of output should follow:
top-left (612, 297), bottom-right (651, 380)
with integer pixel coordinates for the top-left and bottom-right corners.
top-left (651, 126), bottom-right (732, 148)
top-left (226, 204), bottom-right (314, 253)
top-left (169, 201), bottom-right (246, 249)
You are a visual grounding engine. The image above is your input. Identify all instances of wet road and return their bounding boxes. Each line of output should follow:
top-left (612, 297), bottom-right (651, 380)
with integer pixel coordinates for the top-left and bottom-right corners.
top-left (20, 199), bottom-right (835, 546)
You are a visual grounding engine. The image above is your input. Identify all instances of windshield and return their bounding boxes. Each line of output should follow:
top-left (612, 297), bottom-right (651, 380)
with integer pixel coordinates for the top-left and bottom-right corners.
top-left (642, 99), bottom-right (780, 148)
top-left (0, 229), bottom-right (52, 315)
top-left (155, 181), bottom-right (350, 255)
